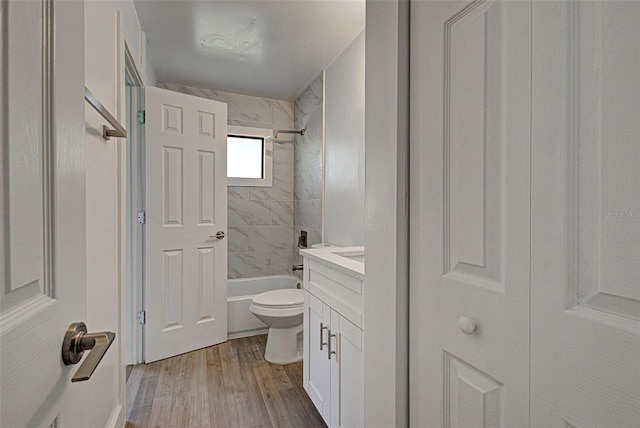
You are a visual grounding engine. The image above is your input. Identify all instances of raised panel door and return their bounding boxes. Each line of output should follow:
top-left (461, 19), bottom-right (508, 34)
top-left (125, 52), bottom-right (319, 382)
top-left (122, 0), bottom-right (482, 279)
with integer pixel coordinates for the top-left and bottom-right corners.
top-left (1, 1), bottom-right (87, 426)
top-left (531, 1), bottom-right (640, 426)
top-left (145, 86), bottom-right (228, 362)
top-left (410, 1), bottom-right (531, 425)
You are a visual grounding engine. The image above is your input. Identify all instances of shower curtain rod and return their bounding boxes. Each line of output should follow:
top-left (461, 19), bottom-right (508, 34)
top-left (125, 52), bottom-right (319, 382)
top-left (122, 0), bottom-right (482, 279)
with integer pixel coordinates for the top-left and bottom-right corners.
top-left (274, 129), bottom-right (305, 138)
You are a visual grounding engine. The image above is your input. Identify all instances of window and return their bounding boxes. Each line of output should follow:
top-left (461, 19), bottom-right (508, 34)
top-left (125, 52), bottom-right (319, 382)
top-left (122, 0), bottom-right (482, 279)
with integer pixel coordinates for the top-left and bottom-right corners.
top-left (227, 125), bottom-right (273, 187)
top-left (228, 135), bottom-right (264, 179)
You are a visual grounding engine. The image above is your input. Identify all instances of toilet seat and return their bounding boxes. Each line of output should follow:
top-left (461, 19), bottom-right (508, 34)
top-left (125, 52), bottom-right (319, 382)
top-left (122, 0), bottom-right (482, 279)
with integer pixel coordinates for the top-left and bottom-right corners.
top-left (251, 289), bottom-right (303, 309)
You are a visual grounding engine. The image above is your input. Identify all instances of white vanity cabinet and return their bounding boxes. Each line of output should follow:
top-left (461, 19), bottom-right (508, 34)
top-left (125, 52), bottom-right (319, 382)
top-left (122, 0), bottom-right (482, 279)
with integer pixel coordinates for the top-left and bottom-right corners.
top-left (300, 247), bottom-right (365, 428)
top-left (305, 292), bottom-right (332, 420)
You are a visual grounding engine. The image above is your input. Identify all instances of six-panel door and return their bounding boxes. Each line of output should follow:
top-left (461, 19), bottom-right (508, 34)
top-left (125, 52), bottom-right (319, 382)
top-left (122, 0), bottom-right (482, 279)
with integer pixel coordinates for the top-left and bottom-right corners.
top-left (144, 86), bottom-right (228, 362)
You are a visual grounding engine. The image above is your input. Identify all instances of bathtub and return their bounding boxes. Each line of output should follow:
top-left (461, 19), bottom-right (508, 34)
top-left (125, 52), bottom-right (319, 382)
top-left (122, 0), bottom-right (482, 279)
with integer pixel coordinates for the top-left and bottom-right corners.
top-left (227, 274), bottom-right (301, 339)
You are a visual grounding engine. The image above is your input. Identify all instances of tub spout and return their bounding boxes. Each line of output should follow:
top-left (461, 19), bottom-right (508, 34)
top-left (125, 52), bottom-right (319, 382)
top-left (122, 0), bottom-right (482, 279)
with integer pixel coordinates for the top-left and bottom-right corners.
top-left (291, 264), bottom-right (303, 271)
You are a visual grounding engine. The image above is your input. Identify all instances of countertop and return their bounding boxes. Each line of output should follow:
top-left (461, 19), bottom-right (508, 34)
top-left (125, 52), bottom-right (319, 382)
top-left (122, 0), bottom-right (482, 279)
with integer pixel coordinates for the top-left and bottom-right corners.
top-left (298, 246), bottom-right (365, 279)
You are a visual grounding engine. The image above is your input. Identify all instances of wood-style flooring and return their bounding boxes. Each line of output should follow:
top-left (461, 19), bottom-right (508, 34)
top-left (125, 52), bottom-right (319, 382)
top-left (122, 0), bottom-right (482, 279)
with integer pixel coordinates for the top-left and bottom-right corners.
top-left (125, 335), bottom-right (326, 428)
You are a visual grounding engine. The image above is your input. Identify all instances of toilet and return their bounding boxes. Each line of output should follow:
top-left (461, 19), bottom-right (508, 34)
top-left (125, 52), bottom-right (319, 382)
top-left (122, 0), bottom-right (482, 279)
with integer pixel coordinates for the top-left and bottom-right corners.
top-left (249, 288), bottom-right (304, 364)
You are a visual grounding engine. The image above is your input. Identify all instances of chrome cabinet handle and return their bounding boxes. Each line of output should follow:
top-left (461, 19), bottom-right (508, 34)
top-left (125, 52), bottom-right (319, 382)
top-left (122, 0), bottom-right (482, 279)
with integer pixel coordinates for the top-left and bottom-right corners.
top-left (210, 231), bottom-right (225, 239)
top-left (62, 322), bottom-right (116, 382)
top-left (327, 329), bottom-right (337, 360)
top-left (320, 322), bottom-right (329, 350)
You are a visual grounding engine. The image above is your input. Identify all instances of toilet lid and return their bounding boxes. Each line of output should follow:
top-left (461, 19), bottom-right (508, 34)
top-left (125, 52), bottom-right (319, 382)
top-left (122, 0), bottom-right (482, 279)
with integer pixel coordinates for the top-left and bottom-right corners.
top-left (252, 289), bottom-right (303, 308)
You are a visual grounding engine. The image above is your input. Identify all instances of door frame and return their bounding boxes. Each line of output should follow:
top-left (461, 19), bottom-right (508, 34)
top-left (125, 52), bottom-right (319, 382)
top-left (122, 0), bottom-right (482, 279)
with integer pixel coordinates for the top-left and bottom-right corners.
top-left (122, 42), bottom-right (145, 366)
top-left (363, 1), bottom-right (409, 427)
top-left (116, 11), bottom-right (146, 370)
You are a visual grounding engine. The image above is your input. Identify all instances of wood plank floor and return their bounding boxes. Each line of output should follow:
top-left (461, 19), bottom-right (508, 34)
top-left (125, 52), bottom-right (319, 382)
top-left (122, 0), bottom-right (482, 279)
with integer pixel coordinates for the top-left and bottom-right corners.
top-left (125, 335), bottom-right (326, 428)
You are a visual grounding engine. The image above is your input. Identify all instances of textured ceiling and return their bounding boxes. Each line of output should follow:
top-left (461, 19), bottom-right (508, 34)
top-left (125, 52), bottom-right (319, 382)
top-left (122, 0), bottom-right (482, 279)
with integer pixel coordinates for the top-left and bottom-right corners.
top-left (134, 0), bottom-right (365, 100)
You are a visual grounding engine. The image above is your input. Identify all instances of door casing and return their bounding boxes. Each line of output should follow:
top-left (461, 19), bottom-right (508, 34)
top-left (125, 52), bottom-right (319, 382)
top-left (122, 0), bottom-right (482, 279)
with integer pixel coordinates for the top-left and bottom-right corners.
top-left (122, 40), bottom-right (145, 366)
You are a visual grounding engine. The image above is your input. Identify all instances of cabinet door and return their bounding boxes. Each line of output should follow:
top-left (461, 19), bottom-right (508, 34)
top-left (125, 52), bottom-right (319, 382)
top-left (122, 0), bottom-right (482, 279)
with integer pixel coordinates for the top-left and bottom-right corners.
top-left (304, 292), bottom-right (332, 422)
top-left (330, 311), bottom-right (364, 428)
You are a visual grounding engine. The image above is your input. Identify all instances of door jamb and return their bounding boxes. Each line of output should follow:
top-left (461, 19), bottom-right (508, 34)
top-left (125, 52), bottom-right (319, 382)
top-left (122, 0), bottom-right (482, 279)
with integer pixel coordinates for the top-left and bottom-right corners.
top-left (122, 42), bottom-right (145, 366)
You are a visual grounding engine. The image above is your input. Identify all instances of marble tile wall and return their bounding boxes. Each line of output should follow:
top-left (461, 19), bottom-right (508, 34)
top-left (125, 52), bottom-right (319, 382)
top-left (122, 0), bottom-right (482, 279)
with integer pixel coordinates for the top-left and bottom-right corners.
top-left (157, 82), bottom-right (295, 278)
top-left (293, 73), bottom-right (324, 268)
top-left (157, 82), bottom-right (294, 128)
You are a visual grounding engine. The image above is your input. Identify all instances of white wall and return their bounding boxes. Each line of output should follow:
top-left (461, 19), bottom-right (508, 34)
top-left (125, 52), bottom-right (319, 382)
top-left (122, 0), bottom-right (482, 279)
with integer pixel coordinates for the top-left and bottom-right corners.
top-left (85, 1), bottom-right (154, 107)
top-left (363, 1), bottom-right (409, 427)
top-left (84, 1), bottom-right (155, 427)
top-left (324, 31), bottom-right (366, 246)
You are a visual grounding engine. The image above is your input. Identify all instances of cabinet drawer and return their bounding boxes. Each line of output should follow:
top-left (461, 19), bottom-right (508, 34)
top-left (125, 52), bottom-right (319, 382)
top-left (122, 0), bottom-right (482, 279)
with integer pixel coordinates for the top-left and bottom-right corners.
top-left (307, 260), bottom-right (364, 329)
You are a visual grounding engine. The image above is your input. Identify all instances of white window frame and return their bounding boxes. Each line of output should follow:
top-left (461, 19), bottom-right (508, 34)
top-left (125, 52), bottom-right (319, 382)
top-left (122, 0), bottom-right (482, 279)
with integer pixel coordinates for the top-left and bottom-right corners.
top-left (227, 125), bottom-right (273, 187)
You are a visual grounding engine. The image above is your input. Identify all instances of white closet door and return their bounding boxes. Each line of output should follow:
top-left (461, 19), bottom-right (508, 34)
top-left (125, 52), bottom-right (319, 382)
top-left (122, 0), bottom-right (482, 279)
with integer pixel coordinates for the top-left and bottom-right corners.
top-left (409, 0), bottom-right (531, 426)
top-left (531, 2), bottom-right (640, 426)
top-left (145, 86), bottom-right (228, 362)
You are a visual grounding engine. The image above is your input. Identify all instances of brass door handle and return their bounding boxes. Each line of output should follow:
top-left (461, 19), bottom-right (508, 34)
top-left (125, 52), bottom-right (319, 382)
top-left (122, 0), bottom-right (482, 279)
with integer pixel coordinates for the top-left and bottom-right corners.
top-left (210, 231), bottom-right (225, 239)
top-left (62, 322), bottom-right (116, 382)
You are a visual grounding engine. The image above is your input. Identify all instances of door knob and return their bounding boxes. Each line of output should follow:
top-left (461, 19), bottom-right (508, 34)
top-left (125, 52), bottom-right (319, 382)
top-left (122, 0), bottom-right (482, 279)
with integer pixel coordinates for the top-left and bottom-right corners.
top-left (458, 316), bottom-right (478, 335)
top-left (62, 322), bottom-right (115, 382)
top-left (210, 231), bottom-right (225, 239)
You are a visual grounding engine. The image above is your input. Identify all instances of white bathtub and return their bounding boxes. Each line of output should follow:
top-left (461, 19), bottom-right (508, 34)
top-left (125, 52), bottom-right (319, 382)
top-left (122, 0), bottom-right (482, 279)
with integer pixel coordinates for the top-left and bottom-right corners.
top-left (227, 274), bottom-right (301, 339)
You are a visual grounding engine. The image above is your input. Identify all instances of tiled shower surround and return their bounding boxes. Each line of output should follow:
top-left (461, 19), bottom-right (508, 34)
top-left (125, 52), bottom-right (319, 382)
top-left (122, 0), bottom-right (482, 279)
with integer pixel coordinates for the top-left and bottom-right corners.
top-left (157, 82), bottom-right (295, 279)
top-left (293, 74), bottom-right (324, 262)
top-left (157, 77), bottom-right (324, 278)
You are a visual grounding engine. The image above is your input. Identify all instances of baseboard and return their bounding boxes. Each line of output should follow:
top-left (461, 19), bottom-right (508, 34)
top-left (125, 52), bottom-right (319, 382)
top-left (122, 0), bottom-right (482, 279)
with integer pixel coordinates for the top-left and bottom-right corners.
top-left (228, 328), bottom-right (269, 340)
top-left (105, 404), bottom-right (123, 428)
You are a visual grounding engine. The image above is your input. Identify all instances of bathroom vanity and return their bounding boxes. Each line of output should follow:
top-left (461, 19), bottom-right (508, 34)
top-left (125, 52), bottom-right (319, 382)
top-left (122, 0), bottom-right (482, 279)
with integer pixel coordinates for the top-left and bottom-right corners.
top-left (299, 246), bottom-right (365, 428)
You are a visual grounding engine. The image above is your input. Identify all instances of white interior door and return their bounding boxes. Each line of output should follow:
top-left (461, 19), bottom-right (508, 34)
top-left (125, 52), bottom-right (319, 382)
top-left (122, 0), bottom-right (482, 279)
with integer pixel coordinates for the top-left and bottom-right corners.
top-left (145, 86), bottom-right (228, 363)
top-left (409, 0), bottom-right (531, 426)
top-left (1, 1), bottom-right (88, 426)
top-left (531, 2), bottom-right (640, 426)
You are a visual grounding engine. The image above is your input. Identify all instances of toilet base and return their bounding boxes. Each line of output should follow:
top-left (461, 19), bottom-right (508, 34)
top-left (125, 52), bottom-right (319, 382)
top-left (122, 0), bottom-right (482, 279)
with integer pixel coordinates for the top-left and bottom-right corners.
top-left (264, 324), bottom-right (303, 364)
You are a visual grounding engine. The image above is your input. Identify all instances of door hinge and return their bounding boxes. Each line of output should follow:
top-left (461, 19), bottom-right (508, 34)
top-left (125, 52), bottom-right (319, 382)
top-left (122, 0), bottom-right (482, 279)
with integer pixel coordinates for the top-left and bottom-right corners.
top-left (137, 210), bottom-right (146, 224)
top-left (137, 311), bottom-right (146, 325)
top-left (137, 110), bottom-right (145, 124)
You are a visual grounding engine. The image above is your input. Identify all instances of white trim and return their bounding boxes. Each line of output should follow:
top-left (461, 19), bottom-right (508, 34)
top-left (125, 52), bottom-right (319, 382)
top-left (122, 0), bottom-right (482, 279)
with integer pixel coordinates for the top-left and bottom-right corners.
top-left (115, 11), bottom-right (128, 428)
top-left (227, 328), bottom-right (269, 340)
top-left (321, 69), bottom-right (327, 243)
top-left (227, 125), bottom-right (274, 187)
top-left (104, 405), bottom-right (123, 428)
top-left (363, 1), bottom-right (409, 427)
top-left (121, 41), bottom-right (145, 368)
